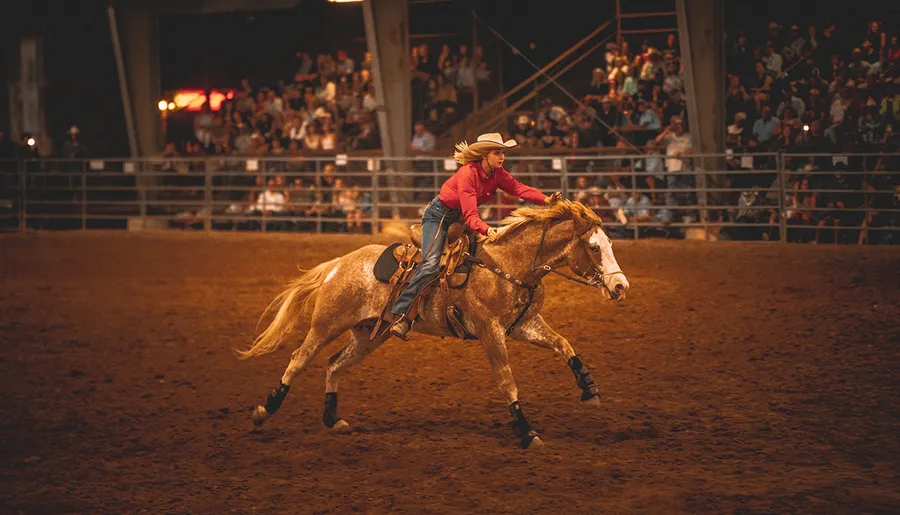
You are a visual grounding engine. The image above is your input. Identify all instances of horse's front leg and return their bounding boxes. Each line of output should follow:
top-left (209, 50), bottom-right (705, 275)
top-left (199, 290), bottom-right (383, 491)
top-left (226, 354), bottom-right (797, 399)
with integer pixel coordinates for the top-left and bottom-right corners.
top-left (510, 315), bottom-right (601, 406)
top-left (478, 320), bottom-right (544, 449)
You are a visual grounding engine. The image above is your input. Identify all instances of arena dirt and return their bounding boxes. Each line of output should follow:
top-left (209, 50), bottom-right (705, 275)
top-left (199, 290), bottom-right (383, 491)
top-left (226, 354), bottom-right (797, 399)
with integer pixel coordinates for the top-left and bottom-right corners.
top-left (1, 231), bottom-right (898, 514)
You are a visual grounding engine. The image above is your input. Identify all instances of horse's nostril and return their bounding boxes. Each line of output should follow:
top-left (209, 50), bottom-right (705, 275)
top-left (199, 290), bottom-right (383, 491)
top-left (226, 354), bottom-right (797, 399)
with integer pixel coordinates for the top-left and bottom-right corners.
top-left (615, 283), bottom-right (626, 292)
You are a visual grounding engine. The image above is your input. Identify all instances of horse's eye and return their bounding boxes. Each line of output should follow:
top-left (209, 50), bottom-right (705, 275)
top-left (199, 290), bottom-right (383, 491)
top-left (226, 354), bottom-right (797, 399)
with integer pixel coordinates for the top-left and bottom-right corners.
top-left (589, 246), bottom-right (600, 253)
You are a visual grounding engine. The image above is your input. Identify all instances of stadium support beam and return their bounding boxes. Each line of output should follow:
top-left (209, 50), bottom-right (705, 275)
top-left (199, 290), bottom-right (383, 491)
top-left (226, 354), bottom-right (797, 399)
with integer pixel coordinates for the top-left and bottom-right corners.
top-left (118, 7), bottom-right (161, 157)
top-left (363, 0), bottom-right (412, 219)
top-left (676, 0), bottom-right (724, 232)
top-left (675, 0), bottom-right (725, 156)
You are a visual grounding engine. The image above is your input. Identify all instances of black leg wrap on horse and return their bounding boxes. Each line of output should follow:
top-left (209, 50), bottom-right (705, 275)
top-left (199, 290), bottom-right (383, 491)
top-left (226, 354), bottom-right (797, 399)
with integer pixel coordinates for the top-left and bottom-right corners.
top-left (509, 401), bottom-right (539, 448)
top-left (323, 392), bottom-right (341, 428)
top-left (568, 356), bottom-right (600, 401)
top-left (264, 382), bottom-right (291, 415)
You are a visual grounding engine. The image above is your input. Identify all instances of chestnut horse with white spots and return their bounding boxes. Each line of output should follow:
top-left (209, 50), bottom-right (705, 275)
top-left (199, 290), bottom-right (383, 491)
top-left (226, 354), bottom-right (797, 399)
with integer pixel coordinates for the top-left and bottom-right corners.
top-left (238, 200), bottom-right (630, 448)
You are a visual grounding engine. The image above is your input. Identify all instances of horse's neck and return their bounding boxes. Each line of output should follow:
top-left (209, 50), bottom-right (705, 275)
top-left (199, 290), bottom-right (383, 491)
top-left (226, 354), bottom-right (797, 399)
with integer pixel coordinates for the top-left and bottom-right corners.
top-left (485, 221), bottom-right (572, 280)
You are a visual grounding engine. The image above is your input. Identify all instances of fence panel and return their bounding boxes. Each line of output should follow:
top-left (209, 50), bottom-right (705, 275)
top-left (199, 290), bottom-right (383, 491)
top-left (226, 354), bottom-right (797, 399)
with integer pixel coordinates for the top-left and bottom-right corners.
top-left (0, 153), bottom-right (895, 244)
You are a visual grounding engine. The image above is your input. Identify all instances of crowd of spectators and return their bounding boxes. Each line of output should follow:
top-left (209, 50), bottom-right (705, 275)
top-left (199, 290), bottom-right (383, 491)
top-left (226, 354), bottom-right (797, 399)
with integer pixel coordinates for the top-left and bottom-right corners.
top-left (47, 21), bottom-right (895, 242)
top-left (494, 21), bottom-right (899, 244)
top-left (168, 42), bottom-right (494, 161)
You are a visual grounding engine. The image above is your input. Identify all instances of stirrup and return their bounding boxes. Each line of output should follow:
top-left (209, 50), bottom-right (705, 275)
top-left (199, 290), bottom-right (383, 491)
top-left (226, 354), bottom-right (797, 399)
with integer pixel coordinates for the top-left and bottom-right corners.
top-left (390, 316), bottom-right (412, 341)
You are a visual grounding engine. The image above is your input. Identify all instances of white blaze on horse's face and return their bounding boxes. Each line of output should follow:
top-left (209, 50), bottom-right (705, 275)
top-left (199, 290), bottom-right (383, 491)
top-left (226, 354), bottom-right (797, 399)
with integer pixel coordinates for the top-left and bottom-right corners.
top-left (588, 227), bottom-right (629, 300)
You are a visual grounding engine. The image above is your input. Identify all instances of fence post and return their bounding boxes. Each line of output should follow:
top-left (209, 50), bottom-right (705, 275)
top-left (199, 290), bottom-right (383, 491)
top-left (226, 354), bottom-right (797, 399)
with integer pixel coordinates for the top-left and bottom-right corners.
top-left (432, 158), bottom-right (439, 195)
top-left (560, 158), bottom-right (569, 202)
top-left (863, 155), bottom-right (869, 246)
top-left (371, 159), bottom-right (380, 235)
top-left (81, 164), bottom-right (87, 230)
top-left (778, 153), bottom-right (787, 243)
top-left (315, 158), bottom-right (322, 234)
top-left (630, 155), bottom-right (639, 241)
top-left (19, 159), bottom-right (26, 232)
top-left (204, 160), bottom-right (212, 232)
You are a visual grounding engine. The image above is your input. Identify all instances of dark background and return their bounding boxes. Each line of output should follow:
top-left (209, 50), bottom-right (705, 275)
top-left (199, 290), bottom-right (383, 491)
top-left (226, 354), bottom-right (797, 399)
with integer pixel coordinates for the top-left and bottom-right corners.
top-left (0, 0), bottom-right (891, 156)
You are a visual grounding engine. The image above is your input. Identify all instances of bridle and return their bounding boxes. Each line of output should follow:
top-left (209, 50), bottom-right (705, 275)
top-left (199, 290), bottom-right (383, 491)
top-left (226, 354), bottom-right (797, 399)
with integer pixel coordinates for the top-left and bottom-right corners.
top-left (463, 217), bottom-right (624, 335)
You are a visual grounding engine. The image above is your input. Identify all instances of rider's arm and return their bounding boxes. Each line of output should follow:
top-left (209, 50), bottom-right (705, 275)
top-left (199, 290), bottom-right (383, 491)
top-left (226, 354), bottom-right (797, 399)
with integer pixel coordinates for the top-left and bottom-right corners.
top-left (496, 168), bottom-right (548, 205)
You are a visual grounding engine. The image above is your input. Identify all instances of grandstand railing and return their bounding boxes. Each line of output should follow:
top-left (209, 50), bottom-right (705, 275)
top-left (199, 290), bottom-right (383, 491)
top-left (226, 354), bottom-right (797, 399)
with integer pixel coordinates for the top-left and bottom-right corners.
top-left (0, 153), bottom-right (897, 245)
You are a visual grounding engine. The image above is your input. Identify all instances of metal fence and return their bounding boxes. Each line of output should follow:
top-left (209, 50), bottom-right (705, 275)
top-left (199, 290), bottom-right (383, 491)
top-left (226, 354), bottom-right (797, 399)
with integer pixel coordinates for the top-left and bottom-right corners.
top-left (0, 152), bottom-right (898, 244)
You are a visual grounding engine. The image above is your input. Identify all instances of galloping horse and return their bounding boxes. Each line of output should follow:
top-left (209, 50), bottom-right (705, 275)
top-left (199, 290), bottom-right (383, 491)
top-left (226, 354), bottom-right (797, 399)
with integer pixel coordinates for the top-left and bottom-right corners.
top-left (238, 200), bottom-right (630, 448)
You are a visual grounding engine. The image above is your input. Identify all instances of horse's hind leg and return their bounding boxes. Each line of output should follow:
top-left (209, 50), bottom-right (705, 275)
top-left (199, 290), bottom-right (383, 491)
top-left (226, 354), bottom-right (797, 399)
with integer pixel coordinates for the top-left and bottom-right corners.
top-left (510, 314), bottom-right (601, 407)
top-left (321, 324), bottom-right (391, 432)
top-left (251, 319), bottom-right (348, 427)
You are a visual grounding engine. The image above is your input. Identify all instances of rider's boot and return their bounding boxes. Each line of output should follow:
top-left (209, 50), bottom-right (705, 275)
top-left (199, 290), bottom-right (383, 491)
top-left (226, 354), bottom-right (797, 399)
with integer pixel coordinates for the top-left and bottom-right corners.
top-left (390, 315), bottom-right (412, 341)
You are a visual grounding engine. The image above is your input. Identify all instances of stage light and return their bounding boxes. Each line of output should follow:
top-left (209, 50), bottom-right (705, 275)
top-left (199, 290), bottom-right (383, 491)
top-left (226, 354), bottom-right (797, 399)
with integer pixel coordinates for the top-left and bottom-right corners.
top-left (803, 125), bottom-right (809, 132)
top-left (27, 137), bottom-right (35, 147)
top-left (158, 100), bottom-right (168, 111)
top-left (327, 0), bottom-right (362, 3)
top-left (168, 102), bottom-right (176, 111)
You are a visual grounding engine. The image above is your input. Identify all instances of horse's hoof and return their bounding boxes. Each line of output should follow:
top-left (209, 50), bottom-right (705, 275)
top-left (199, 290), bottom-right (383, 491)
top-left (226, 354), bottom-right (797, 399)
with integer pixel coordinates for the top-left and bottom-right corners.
top-left (251, 405), bottom-right (269, 426)
top-left (526, 436), bottom-right (545, 449)
top-left (331, 419), bottom-right (351, 433)
top-left (583, 395), bottom-right (601, 408)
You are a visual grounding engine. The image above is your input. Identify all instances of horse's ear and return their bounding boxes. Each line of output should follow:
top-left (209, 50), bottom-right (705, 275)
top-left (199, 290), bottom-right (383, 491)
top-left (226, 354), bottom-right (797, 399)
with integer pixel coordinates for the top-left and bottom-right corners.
top-left (573, 210), bottom-right (592, 235)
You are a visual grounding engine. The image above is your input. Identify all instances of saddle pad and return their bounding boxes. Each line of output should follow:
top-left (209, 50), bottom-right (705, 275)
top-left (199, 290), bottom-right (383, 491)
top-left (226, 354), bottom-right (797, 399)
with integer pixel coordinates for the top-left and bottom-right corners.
top-left (374, 242), bottom-right (403, 283)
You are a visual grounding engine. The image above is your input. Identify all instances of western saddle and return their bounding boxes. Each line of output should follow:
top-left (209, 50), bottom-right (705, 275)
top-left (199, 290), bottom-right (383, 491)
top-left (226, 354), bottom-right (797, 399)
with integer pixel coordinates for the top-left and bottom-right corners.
top-left (371, 220), bottom-right (476, 340)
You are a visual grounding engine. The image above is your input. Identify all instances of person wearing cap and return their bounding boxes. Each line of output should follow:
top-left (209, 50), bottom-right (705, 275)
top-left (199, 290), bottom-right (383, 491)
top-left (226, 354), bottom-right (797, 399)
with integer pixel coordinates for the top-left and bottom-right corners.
top-left (389, 133), bottom-right (562, 340)
top-left (63, 125), bottom-right (88, 159)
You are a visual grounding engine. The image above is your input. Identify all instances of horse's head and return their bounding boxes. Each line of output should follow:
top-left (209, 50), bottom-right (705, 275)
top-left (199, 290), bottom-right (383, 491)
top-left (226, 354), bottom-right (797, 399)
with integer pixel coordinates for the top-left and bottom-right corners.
top-left (566, 212), bottom-right (630, 301)
top-left (494, 200), bottom-right (629, 300)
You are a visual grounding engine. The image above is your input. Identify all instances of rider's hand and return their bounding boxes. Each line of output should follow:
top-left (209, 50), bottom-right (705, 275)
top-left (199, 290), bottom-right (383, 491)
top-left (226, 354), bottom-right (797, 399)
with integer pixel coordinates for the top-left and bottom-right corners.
top-left (487, 228), bottom-right (500, 242)
top-left (544, 192), bottom-right (563, 206)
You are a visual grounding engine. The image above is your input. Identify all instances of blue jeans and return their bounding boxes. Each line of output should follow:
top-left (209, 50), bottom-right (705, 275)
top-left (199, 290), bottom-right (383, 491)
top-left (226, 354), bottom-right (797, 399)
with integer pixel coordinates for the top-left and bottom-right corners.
top-left (391, 196), bottom-right (461, 317)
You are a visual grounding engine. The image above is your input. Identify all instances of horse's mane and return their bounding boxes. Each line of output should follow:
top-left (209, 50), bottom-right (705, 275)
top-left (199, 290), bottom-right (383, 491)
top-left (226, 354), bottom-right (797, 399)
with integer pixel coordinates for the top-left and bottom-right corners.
top-left (493, 200), bottom-right (601, 241)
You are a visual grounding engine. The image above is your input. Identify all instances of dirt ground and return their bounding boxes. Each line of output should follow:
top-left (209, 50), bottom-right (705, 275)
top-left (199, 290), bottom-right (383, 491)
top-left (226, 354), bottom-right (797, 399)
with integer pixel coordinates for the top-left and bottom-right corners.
top-left (1, 231), bottom-right (899, 515)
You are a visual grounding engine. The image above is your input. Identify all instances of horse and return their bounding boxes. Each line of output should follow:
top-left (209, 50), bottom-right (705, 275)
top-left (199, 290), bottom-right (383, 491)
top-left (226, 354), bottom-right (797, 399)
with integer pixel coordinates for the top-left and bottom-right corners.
top-left (238, 200), bottom-right (630, 449)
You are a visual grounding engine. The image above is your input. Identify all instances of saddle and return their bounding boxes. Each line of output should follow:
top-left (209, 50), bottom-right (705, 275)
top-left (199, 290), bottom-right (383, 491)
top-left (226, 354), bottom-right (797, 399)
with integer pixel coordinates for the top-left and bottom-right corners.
top-left (371, 221), bottom-right (478, 341)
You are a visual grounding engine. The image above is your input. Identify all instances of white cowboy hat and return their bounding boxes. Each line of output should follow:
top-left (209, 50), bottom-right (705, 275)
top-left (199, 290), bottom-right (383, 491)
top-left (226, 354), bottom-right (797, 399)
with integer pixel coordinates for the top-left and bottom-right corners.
top-left (67, 125), bottom-right (80, 135)
top-left (468, 132), bottom-right (518, 152)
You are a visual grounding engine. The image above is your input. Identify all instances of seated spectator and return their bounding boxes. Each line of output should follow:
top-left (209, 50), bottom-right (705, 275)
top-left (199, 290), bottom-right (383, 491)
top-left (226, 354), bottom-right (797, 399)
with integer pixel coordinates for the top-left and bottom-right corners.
top-left (410, 122), bottom-right (436, 153)
top-left (252, 178), bottom-right (288, 217)
top-left (753, 106), bottom-right (780, 144)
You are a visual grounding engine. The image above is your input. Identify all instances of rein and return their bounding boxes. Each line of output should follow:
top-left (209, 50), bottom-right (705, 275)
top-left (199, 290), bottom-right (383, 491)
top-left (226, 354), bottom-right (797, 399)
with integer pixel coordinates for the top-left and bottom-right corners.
top-left (463, 218), bottom-right (621, 336)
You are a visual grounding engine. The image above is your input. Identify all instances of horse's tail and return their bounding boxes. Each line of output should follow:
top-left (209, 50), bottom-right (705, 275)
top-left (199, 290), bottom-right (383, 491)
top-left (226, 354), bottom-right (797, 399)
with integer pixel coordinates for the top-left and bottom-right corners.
top-left (237, 257), bottom-right (341, 360)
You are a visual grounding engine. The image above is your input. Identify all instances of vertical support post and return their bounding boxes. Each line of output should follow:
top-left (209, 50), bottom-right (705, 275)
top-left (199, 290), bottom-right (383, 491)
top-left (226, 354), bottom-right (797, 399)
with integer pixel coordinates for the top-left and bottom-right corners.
top-left (862, 155), bottom-right (869, 245)
top-left (19, 159), bottom-right (26, 232)
top-left (676, 0), bottom-right (725, 220)
top-left (204, 160), bottom-right (212, 231)
top-left (432, 159), bottom-right (439, 195)
top-left (139, 162), bottom-right (147, 224)
top-left (699, 154), bottom-right (709, 241)
top-left (371, 159), bottom-right (380, 235)
top-left (778, 153), bottom-right (787, 243)
top-left (472, 12), bottom-right (479, 113)
top-left (81, 163), bottom-right (87, 230)
top-left (363, 0), bottom-right (412, 219)
top-left (107, 3), bottom-right (139, 158)
top-left (315, 158), bottom-right (322, 234)
top-left (630, 156), bottom-right (639, 241)
top-left (615, 0), bottom-right (622, 46)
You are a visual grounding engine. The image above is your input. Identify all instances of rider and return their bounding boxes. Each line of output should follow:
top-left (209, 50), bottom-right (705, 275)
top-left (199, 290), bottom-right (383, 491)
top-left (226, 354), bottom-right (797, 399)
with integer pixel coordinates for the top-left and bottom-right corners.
top-left (390, 132), bottom-right (563, 340)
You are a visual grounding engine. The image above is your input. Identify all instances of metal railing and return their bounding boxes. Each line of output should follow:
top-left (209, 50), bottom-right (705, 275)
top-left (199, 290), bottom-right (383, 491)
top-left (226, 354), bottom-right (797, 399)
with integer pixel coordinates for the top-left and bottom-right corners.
top-left (0, 152), bottom-right (898, 245)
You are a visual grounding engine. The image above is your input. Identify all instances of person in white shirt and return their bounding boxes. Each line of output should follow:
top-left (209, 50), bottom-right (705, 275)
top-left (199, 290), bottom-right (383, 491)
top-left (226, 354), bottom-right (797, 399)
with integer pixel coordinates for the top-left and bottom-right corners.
top-left (762, 41), bottom-right (783, 76)
top-left (254, 179), bottom-right (287, 214)
top-left (315, 74), bottom-right (336, 105)
top-left (410, 122), bottom-right (436, 153)
top-left (655, 115), bottom-right (692, 206)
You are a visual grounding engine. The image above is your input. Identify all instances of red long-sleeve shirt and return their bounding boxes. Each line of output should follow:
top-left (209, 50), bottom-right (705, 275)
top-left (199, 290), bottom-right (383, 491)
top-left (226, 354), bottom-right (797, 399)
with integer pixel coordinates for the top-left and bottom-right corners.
top-left (438, 162), bottom-right (547, 235)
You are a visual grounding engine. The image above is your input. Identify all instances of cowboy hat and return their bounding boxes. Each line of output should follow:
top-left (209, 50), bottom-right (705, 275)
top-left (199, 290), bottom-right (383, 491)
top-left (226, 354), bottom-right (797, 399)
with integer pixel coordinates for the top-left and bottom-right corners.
top-left (468, 132), bottom-right (518, 152)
